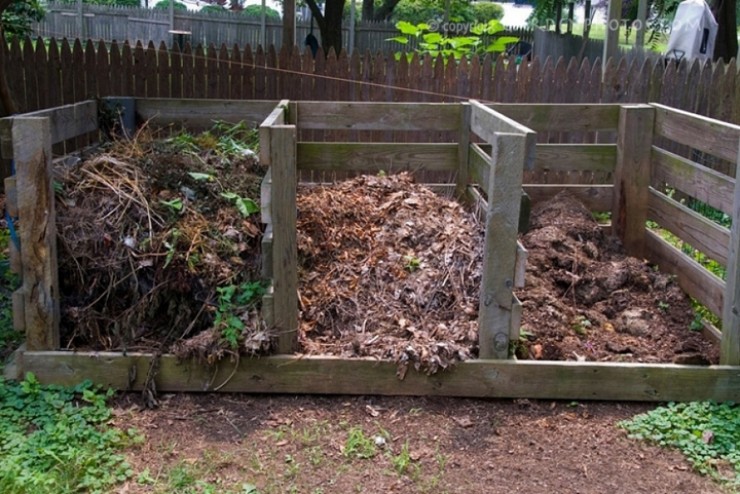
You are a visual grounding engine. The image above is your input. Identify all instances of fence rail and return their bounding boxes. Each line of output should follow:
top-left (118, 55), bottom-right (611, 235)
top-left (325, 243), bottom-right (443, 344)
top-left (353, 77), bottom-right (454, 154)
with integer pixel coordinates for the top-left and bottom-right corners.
top-left (1, 36), bottom-right (739, 128)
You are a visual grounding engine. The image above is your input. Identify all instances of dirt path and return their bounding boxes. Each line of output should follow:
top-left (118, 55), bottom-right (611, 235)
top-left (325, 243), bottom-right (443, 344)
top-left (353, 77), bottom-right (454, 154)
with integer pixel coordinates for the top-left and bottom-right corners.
top-left (115, 394), bottom-right (726, 494)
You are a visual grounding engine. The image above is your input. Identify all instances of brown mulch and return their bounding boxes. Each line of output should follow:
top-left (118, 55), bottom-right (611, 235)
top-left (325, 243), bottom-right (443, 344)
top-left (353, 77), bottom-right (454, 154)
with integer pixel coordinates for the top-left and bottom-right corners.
top-left (296, 173), bottom-right (483, 376)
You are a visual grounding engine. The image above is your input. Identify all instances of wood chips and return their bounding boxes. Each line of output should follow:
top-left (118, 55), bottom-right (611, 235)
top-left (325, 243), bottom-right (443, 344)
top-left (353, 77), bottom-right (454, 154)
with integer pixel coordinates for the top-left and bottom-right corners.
top-left (296, 173), bottom-right (484, 376)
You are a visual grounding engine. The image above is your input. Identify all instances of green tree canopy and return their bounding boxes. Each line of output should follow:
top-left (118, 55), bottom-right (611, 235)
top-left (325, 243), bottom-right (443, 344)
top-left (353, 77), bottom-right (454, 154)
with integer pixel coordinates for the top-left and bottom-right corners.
top-left (472, 2), bottom-right (505, 22)
top-left (242, 3), bottom-right (281, 19)
top-left (153, 0), bottom-right (188, 10)
top-left (1, 0), bottom-right (44, 39)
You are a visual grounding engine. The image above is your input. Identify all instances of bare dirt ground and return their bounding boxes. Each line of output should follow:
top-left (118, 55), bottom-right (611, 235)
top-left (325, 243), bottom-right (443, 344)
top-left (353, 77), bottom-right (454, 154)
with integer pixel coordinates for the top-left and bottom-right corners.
top-left (115, 393), bottom-right (727, 494)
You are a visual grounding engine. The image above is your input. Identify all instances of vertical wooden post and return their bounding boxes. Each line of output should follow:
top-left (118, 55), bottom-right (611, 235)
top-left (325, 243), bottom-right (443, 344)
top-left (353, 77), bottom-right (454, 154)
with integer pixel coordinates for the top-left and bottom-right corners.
top-left (611, 104), bottom-right (654, 260)
top-left (270, 124), bottom-right (298, 354)
top-left (455, 103), bottom-right (471, 202)
top-left (478, 132), bottom-right (526, 360)
top-left (603, 0), bottom-right (622, 71)
top-left (720, 141), bottom-right (740, 365)
top-left (12, 117), bottom-right (60, 351)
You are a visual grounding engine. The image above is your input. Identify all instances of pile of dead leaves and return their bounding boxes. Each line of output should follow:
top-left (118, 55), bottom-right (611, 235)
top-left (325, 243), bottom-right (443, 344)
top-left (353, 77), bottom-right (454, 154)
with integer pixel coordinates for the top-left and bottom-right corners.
top-left (296, 173), bottom-right (484, 376)
top-left (55, 124), bottom-right (271, 359)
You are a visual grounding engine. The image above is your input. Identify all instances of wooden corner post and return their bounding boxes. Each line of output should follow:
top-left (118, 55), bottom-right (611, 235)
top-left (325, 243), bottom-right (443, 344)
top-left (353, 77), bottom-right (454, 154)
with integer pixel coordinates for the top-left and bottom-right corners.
top-left (267, 118), bottom-right (298, 354)
top-left (612, 104), bottom-right (655, 259)
top-left (478, 132), bottom-right (527, 360)
top-left (12, 117), bottom-right (61, 351)
top-left (720, 141), bottom-right (740, 365)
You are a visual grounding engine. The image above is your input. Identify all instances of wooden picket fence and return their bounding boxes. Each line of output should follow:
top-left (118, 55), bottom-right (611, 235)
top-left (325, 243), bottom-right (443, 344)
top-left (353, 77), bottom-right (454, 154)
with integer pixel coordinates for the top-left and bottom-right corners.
top-left (2, 36), bottom-right (739, 126)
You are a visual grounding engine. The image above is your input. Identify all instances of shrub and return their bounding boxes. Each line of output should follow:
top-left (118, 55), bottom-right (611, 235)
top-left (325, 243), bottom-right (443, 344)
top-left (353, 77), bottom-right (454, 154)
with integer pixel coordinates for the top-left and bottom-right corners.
top-left (472, 2), bottom-right (504, 22)
top-left (153, 0), bottom-right (188, 11)
top-left (242, 4), bottom-right (281, 20)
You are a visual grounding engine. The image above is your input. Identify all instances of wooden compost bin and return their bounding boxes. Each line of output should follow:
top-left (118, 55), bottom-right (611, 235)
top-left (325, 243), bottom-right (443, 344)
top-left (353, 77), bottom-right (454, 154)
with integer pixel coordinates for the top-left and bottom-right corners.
top-left (2, 98), bottom-right (740, 402)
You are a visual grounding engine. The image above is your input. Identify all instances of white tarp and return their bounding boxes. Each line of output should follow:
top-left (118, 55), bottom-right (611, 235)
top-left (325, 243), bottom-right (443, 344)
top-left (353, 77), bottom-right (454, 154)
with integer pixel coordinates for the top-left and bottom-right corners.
top-left (665, 0), bottom-right (718, 62)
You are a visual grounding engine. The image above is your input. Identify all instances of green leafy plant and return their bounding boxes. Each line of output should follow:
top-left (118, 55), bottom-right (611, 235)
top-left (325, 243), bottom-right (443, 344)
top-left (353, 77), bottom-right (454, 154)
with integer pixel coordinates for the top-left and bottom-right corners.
top-left (0, 374), bottom-right (139, 494)
top-left (620, 401), bottom-right (740, 486)
top-left (388, 19), bottom-right (518, 61)
top-left (220, 192), bottom-right (260, 218)
top-left (403, 253), bottom-right (421, 272)
top-left (343, 427), bottom-right (377, 460)
top-left (214, 281), bottom-right (267, 349)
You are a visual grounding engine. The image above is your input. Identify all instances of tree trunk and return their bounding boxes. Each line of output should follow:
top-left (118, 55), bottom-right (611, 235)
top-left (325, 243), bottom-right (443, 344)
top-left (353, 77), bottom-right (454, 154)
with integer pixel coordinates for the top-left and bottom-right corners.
top-left (712, 0), bottom-right (738, 62)
top-left (362, 0), bottom-right (401, 21)
top-left (306, 0), bottom-right (344, 56)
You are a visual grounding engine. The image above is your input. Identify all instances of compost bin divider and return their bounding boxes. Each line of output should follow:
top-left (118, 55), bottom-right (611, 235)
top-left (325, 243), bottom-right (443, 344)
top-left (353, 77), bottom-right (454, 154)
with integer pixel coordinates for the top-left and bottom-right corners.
top-left (260, 99), bottom-right (298, 354)
top-left (611, 104), bottom-right (655, 260)
top-left (720, 139), bottom-right (740, 365)
top-left (10, 117), bottom-right (60, 351)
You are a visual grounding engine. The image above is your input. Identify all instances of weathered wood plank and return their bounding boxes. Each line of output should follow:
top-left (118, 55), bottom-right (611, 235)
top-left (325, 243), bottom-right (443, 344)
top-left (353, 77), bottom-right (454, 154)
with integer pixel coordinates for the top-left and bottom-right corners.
top-left (478, 132), bottom-right (526, 359)
top-left (470, 100), bottom-right (537, 170)
top-left (645, 229), bottom-right (724, 318)
top-left (295, 102), bottom-right (461, 131)
top-left (270, 125), bottom-right (298, 354)
top-left (652, 103), bottom-right (740, 166)
top-left (296, 143), bottom-right (458, 172)
top-left (0, 101), bottom-right (98, 158)
top-left (647, 188), bottom-right (730, 267)
top-left (524, 185), bottom-right (613, 212)
top-left (18, 352), bottom-right (740, 402)
top-left (13, 117), bottom-right (60, 350)
top-left (532, 144), bottom-right (616, 173)
top-left (135, 99), bottom-right (278, 131)
top-left (612, 104), bottom-right (655, 259)
top-left (258, 100), bottom-right (288, 165)
top-left (651, 146), bottom-right (735, 217)
top-left (469, 143), bottom-right (490, 192)
top-left (489, 103), bottom-right (620, 133)
top-left (721, 142), bottom-right (740, 364)
top-left (3, 176), bottom-right (21, 275)
top-left (456, 103), bottom-right (471, 200)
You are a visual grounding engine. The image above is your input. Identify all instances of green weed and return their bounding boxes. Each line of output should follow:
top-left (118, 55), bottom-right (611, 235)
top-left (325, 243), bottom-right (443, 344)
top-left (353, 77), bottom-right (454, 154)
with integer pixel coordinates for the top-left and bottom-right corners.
top-left (214, 281), bottom-right (267, 349)
top-left (620, 401), bottom-right (740, 486)
top-left (343, 427), bottom-right (377, 460)
top-left (391, 441), bottom-right (413, 475)
top-left (0, 373), bottom-right (139, 494)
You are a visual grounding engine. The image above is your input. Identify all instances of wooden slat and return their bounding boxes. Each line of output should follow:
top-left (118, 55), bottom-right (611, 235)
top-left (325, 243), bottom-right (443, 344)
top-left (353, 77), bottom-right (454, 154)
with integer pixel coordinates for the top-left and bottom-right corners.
top-left (490, 104), bottom-right (620, 133)
top-left (647, 188), bottom-right (730, 266)
top-left (259, 100), bottom-right (288, 165)
top-left (17, 352), bottom-right (740, 402)
top-left (651, 146), bottom-right (735, 216)
top-left (469, 100), bottom-right (536, 170)
top-left (0, 101), bottom-right (98, 159)
top-left (524, 185), bottom-right (613, 212)
top-left (468, 143), bottom-right (490, 192)
top-left (270, 125), bottom-right (298, 354)
top-left (135, 99), bottom-right (278, 130)
top-left (652, 103), bottom-right (740, 165)
top-left (612, 104), bottom-right (655, 259)
top-left (296, 143), bottom-right (457, 172)
top-left (533, 144), bottom-right (616, 173)
top-left (721, 143), bottom-right (740, 365)
top-left (478, 133), bottom-right (526, 359)
top-left (456, 103), bottom-right (471, 200)
top-left (295, 102), bottom-right (461, 131)
top-left (645, 229), bottom-right (724, 318)
top-left (12, 117), bottom-right (60, 350)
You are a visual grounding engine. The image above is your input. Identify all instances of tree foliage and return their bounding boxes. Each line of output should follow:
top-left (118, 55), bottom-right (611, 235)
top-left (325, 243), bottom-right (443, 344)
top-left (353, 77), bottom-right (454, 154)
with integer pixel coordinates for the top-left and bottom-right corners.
top-left (242, 3), bottom-right (281, 19)
top-left (391, 0), bottom-right (475, 24)
top-left (472, 2), bottom-right (505, 22)
top-left (153, 0), bottom-right (188, 9)
top-left (1, 0), bottom-right (44, 40)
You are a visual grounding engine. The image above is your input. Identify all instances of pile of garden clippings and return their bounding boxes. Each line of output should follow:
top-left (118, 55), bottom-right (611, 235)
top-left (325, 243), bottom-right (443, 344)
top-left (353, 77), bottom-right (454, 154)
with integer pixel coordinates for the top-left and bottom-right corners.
top-left (55, 123), bottom-right (270, 363)
top-left (296, 173), bottom-right (484, 377)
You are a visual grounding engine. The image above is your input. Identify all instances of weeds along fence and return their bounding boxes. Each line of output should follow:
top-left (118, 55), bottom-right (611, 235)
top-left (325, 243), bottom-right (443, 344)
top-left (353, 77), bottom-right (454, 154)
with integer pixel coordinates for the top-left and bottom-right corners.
top-left (1, 97), bottom-right (739, 400)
